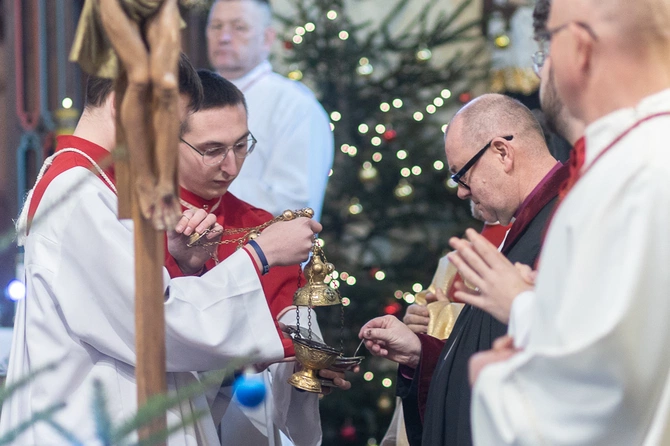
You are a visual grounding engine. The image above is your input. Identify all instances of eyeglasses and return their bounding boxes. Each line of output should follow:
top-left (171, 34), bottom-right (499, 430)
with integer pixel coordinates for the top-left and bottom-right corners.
top-left (531, 44), bottom-right (549, 77)
top-left (532, 21), bottom-right (598, 78)
top-left (180, 133), bottom-right (257, 166)
top-left (450, 135), bottom-right (514, 190)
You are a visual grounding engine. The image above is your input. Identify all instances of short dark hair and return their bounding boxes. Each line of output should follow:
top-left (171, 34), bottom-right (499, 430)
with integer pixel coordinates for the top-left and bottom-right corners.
top-left (197, 69), bottom-right (247, 112)
top-left (84, 53), bottom-right (203, 112)
top-left (533, 0), bottom-right (551, 38)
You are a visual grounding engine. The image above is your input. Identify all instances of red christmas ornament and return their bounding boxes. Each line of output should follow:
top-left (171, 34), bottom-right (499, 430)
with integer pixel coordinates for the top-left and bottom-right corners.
top-left (383, 129), bottom-right (397, 142)
top-left (459, 91), bottom-right (472, 103)
top-left (284, 40), bottom-right (293, 50)
top-left (339, 423), bottom-right (357, 442)
top-left (384, 302), bottom-right (403, 316)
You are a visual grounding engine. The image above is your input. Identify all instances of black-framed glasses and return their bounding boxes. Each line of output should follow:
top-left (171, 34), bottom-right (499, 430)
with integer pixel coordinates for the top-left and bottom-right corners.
top-left (180, 133), bottom-right (257, 166)
top-left (450, 135), bottom-right (513, 189)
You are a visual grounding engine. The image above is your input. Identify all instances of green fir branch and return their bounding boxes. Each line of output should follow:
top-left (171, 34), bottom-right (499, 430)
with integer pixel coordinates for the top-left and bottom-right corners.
top-left (92, 379), bottom-right (114, 445)
top-left (44, 420), bottom-right (84, 446)
top-left (0, 362), bottom-right (58, 403)
top-left (0, 402), bottom-right (67, 445)
top-left (112, 361), bottom-right (245, 443)
top-left (130, 410), bottom-right (208, 446)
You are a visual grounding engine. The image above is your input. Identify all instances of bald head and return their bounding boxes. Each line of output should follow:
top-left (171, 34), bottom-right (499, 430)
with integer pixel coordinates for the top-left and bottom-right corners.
top-left (444, 94), bottom-right (557, 225)
top-left (447, 94), bottom-right (547, 159)
top-left (549, 0), bottom-right (670, 124)
top-left (552, 0), bottom-right (670, 46)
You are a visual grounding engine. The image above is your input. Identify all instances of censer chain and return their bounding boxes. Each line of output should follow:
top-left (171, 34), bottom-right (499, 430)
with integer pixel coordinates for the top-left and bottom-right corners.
top-left (188, 208), bottom-right (314, 249)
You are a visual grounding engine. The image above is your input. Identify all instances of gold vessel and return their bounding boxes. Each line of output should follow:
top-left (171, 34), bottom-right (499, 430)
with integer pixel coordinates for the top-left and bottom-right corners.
top-left (288, 337), bottom-right (340, 393)
top-left (293, 243), bottom-right (341, 307)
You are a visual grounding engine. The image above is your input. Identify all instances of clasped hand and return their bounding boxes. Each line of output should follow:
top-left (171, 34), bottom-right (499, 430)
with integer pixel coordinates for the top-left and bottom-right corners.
top-left (167, 209), bottom-right (222, 275)
top-left (447, 228), bottom-right (535, 324)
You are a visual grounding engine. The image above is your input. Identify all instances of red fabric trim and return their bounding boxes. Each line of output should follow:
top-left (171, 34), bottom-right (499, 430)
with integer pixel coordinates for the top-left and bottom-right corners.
top-left (415, 334), bottom-right (448, 421)
top-left (448, 222), bottom-right (511, 302)
top-left (27, 136), bottom-right (115, 234)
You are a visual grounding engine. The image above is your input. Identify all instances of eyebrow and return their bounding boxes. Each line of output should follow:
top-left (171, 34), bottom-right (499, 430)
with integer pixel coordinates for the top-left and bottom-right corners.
top-left (198, 131), bottom-right (250, 149)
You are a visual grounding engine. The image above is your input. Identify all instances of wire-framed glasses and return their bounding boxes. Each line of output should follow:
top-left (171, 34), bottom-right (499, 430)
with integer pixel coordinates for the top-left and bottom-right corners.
top-left (180, 133), bottom-right (257, 166)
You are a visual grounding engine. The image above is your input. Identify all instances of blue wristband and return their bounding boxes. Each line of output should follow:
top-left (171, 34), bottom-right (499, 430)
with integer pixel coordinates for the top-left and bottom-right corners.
top-left (247, 239), bottom-right (270, 275)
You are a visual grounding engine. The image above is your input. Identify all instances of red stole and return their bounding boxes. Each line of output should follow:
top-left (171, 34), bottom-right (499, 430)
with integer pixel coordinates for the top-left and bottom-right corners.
top-left (26, 135), bottom-right (115, 234)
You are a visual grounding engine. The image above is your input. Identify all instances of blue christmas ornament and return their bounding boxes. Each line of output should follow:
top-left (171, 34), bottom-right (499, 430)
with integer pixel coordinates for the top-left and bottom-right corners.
top-left (233, 374), bottom-right (266, 408)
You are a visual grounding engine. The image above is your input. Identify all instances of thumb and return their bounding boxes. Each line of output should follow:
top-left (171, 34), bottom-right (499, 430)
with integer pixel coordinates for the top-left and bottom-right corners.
top-left (434, 287), bottom-right (449, 302)
top-left (423, 292), bottom-right (438, 304)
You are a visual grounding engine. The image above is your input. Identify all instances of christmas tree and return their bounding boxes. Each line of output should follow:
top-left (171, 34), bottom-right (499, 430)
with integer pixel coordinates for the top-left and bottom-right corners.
top-left (276, 0), bottom-right (488, 443)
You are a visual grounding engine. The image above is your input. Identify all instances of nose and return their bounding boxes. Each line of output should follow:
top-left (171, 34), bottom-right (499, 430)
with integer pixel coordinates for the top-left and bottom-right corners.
top-left (456, 184), bottom-right (471, 200)
top-left (219, 30), bottom-right (232, 43)
top-left (219, 153), bottom-right (239, 176)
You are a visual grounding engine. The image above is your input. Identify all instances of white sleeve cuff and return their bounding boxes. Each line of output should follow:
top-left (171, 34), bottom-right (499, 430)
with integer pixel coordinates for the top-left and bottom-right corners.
top-left (508, 290), bottom-right (536, 349)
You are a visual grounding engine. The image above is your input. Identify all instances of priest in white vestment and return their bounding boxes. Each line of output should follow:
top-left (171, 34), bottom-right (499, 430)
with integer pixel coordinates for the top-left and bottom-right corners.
top-left (457, 0), bottom-right (670, 444)
top-left (0, 57), bottom-right (321, 445)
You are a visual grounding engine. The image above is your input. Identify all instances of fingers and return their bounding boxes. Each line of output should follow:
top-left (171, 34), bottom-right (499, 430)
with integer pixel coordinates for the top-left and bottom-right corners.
top-left (492, 335), bottom-right (514, 351)
top-left (465, 228), bottom-right (507, 268)
top-left (319, 369), bottom-right (352, 391)
top-left (403, 309), bottom-right (430, 334)
top-left (174, 209), bottom-right (195, 234)
top-left (174, 209), bottom-right (218, 237)
top-left (206, 223), bottom-right (223, 240)
top-left (423, 292), bottom-right (438, 304)
top-left (447, 249), bottom-right (484, 291)
top-left (452, 289), bottom-right (486, 310)
top-left (404, 304), bottom-right (429, 320)
top-left (514, 262), bottom-right (536, 284)
top-left (358, 316), bottom-right (393, 339)
top-left (449, 236), bottom-right (494, 283)
top-left (308, 218), bottom-right (323, 234)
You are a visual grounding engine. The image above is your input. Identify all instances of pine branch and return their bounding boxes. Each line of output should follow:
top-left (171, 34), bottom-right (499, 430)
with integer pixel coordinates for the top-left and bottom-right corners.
top-left (130, 410), bottom-right (208, 446)
top-left (45, 420), bottom-right (84, 446)
top-left (0, 362), bottom-right (58, 403)
top-left (92, 379), bottom-right (114, 446)
top-left (112, 359), bottom-right (247, 443)
top-left (0, 402), bottom-right (68, 445)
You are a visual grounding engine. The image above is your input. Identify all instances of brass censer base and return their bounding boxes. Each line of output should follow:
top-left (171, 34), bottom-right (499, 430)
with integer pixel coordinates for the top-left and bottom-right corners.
top-left (288, 337), bottom-right (340, 393)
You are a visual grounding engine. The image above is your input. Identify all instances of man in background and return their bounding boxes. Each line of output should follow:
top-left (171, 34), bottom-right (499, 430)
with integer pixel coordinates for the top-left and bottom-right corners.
top-left (206, 0), bottom-right (334, 221)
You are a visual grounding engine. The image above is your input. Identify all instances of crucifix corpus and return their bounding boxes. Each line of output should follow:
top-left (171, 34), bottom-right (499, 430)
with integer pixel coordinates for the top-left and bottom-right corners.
top-left (71, 0), bottom-right (183, 441)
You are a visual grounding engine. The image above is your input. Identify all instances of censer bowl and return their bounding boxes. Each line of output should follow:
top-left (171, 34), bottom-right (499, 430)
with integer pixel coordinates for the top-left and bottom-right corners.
top-left (288, 337), bottom-right (340, 393)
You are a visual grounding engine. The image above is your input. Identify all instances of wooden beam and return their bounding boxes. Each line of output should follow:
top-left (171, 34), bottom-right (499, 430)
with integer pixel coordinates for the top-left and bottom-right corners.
top-left (132, 188), bottom-right (167, 441)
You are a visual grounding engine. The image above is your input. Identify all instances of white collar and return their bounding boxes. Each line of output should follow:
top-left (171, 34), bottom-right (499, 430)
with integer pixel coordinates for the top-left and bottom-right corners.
top-left (584, 88), bottom-right (670, 168)
top-left (229, 60), bottom-right (273, 92)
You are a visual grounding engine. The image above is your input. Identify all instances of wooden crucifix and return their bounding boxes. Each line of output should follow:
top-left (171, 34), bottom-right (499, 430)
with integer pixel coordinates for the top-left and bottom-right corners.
top-left (70, 0), bottom-right (183, 442)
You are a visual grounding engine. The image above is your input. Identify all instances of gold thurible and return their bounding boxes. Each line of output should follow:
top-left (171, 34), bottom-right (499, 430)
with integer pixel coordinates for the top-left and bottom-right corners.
top-left (288, 240), bottom-right (343, 393)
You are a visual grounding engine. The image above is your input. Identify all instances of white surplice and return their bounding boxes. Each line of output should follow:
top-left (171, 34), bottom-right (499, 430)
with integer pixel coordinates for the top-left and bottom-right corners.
top-left (213, 308), bottom-right (323, 446)
top-left (227, 61), bottom-right (334, 222)
top-left (472, 89), bottom-right (670, 445)
top-left (0, 167), bottom-right (285, 445)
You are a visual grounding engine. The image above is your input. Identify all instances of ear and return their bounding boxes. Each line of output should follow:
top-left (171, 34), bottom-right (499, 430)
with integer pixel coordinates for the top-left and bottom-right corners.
top-left (492, 138), bottom-right (514, 174)
top-left (108, 91), bottom-right (117, 120)
top-left (572, 25), bottom-right (594, 79)
top-left (264, 26), bottom-right (276, 51)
